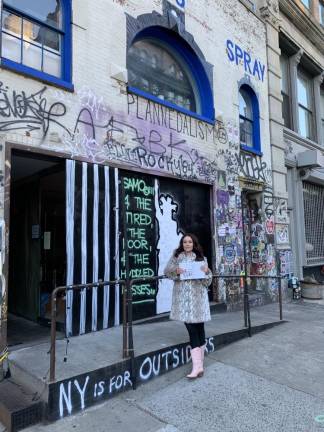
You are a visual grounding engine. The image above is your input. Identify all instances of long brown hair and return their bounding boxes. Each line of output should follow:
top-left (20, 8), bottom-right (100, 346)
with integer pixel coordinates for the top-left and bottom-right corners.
top-left (174, 233), bottom-right (204, 261)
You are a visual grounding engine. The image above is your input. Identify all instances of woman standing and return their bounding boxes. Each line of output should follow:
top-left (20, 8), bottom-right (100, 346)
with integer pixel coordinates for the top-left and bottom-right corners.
top-left (164, 233), bottom-right (212, 379)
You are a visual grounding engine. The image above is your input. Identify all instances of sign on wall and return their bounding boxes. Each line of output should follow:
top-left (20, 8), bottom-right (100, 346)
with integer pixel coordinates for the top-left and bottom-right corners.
top-left (226, 39), bottom-right (266, 82)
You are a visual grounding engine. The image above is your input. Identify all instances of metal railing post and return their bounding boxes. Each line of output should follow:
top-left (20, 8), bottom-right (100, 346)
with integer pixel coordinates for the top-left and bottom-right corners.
top-left (278, 276), bottom-right (283, 321)
top-left (127, 279), bottom-right (134, 358)
top-left (122, 280), bottom-right (128, 359)
top-left (49, 286), bottom-right (61, 382)
top-left (243, 274), bottom-right (248, 328)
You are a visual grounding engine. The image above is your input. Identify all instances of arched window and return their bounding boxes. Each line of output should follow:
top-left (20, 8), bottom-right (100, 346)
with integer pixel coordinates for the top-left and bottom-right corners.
top-left (127, 27), bottom-right (214, 121)
top-left (1, 0), bottom-right (72, 89)
top-left (239, 84), bottom-right (261, 153)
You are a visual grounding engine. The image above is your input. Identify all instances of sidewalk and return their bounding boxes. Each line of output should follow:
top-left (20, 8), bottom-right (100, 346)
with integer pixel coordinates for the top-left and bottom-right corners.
top-left (18, 301), bottom-right (324, 432)
top-left (8, 302), bottom-right (281, 384)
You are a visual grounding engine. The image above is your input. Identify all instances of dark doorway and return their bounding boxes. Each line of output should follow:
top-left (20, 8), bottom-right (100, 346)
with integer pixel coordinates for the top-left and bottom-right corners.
top-left (8, 150), bottom-right (65, 346)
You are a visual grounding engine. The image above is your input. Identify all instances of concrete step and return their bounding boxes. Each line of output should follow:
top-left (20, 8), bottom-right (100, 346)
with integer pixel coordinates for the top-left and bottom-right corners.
top-left (0, 378), bottom-right (43, 432)
top-left (7, 358), bottom-right (49, 403)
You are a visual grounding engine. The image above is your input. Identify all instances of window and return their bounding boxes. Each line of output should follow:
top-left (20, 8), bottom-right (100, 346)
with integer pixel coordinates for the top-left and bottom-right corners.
top-left (321, 88), bottom-right (324, 145)
top-left (320, 1), bottom-right (324, 26)
top-left (297, 70), bottom-right (314, 140)
top-left (301, 0), bottom-right (310, 9)
top-left (280, 54), bottom-right (292, 129)
top-left (128, 39), bottom-right (197, 113)
top-left (239, 85), bottom-right (261, 153)
top-left (303, 181), bottom-right (324, 265)
top-left (127, 27), bottom-right (214, 121)
top-left (1, 0), bottom-right (72, 89)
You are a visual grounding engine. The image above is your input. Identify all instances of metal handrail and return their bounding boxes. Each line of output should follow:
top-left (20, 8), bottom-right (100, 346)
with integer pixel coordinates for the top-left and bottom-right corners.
top-left (126, 273), bottom-right (284, 357)
top-left (49, 274), bottom-right (283, 382)
top-left (49, 279), bottom-right (126, 382)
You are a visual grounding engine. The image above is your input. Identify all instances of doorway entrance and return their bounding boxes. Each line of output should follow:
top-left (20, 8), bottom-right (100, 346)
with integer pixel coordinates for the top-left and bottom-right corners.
top-left (8, 150), bottom-right (65, 347)
top-left (242, 189), bottom-right (276, 302)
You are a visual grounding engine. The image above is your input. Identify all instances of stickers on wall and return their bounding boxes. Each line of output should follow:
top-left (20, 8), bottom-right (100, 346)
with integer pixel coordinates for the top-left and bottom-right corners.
top-left (276, 224), bottom-right (289, 245)
top-left (265, 217), bottom-right (275, 235)
top-left (218, 171), bottom-right (227, 189)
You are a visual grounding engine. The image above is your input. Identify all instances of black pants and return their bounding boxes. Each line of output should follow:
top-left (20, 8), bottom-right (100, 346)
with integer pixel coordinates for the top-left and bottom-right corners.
top-left (185, 322), bottom-right (205, 349)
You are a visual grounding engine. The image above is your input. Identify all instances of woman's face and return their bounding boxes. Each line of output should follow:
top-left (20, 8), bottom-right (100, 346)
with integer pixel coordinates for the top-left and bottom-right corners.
top-left (182, 236), bottom-right (194, 253)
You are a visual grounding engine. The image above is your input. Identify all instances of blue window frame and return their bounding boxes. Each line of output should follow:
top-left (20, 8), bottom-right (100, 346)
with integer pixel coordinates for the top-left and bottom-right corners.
top-left (239, 84), bottom-right (261, 155)
top-left (127, 27), bottom-right (214, 123)
top-left (1, 0), bottom-right (73, 90)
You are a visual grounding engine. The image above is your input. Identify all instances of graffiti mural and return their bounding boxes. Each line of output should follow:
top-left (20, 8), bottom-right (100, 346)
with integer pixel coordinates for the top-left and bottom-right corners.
top-left (49, 336), bottom-right (216, 420)
top-left (0, 78), bottom-right (289, 332)
top-left (0, 82), bottom-right (70, 137)
top-left (155, 186), bottom-right (183, 314)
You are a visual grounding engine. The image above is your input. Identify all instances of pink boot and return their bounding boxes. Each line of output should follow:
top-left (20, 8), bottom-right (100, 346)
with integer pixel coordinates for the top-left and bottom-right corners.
top-left (200, 344), bottom-right (206, 373)
top-left (187, 347), bottom-right (204, 379)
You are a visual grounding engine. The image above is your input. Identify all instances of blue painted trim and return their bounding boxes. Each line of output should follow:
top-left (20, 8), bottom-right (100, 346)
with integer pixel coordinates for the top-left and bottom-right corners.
top-left (62, 0), bottom-right (73, 84)
top-left (128, 86), bottom-right (215, 125)
top-left (2, 0), bottom-right (73, 85)
top-left (240, 145), bottom-right (263, 157)
top-left (131, 27), bottom-right (214, 121)
top-left (2, 58), bottom-right (74, 91)
top-left (239, 84), bottom-right (261, 153)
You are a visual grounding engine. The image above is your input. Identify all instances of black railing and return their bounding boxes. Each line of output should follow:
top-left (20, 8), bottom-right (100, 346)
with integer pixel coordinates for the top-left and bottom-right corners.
top-left (49, 274), bottom-right (283, 382)
top-left (49, 280), bottom-right (126, 382)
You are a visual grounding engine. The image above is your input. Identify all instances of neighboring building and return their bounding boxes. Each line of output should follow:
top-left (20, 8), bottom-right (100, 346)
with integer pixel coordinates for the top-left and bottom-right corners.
top-left (0, 0), bottom-right (286, 359)
top-left (263, 0), bottom-right (324, 281)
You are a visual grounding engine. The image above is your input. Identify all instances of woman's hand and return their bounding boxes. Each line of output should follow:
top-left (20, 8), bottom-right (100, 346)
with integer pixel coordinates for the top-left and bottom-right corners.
top-left (176, 267), bottom-right (185, 275)
top-left (201, 265), bottom-right (209, 274)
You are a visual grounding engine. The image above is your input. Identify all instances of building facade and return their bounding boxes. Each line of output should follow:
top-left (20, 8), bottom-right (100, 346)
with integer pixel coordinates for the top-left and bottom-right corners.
top-left (264, 0), bottom-right (324, 281)
top-left (0, 0), bottom-right (288, 357)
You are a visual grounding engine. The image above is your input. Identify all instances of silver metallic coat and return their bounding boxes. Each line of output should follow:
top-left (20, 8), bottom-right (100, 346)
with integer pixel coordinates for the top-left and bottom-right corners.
top-left (164, 252), bottom-right (212, 323)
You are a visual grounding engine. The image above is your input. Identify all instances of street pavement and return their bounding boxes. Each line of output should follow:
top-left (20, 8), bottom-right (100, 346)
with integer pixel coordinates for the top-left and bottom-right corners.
top-left (7, 301), bottom-right (324, 431)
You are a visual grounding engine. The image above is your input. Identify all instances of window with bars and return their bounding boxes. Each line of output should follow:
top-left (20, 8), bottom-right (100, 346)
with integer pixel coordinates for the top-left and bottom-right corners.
top-left (1, 0), bottom-right (72, 89)
top-left (303, 181), bottom-right (324, 265)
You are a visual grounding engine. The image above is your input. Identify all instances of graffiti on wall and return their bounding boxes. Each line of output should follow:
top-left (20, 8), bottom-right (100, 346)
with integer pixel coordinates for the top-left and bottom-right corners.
top-left (155, 185), bottom-right (183, 313)
top-left (278, 249), bottom-right (293, 277)
top-left (274, 198), bottom-right (289, 224)
top-left (0, 80), bottom-right (288, 315)
top-left (64, 92), bottom-right (227, 182)
top-left (120, 174), bottom-right (157, 319)
top-left (51, 336), bottom-right (215, 420)
top-left (0, 82), bottom-right (70, 137)
top-left (0, 82), bottom-right (238, 183)
top-left (276, 223), bottom-right (289, 245)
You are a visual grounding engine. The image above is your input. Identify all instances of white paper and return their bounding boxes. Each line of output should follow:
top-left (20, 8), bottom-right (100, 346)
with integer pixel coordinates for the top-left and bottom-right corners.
top-left (44, 231), bottom-right (51, 250)
top-left (179, 261), bottom-right (207, 280)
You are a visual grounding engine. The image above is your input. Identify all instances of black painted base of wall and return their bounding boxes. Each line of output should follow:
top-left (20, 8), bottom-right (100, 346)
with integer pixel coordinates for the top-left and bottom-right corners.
top-left (47, 320), bottom-right (286, 421)
top-left (1, 320), bottom-right (286, 431)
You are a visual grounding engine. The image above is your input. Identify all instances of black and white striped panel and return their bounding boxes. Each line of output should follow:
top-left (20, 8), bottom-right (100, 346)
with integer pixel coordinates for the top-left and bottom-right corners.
top-left (65, 161), bottom-right (120, 336)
